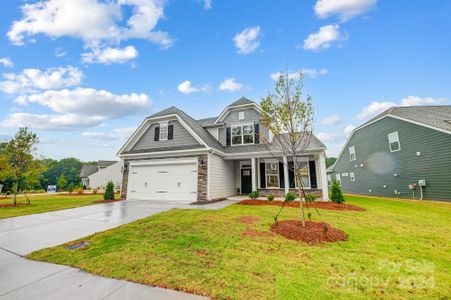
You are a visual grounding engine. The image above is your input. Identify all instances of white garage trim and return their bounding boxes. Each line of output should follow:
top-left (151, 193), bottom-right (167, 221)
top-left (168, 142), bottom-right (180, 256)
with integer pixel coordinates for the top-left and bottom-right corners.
top-left (127, 158), bottom-right (199, 202)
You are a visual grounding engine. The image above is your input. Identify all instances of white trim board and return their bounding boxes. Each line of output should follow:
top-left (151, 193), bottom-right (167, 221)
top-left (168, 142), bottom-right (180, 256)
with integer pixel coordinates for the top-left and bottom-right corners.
top-left (214, 103), bottom-right (262, 124)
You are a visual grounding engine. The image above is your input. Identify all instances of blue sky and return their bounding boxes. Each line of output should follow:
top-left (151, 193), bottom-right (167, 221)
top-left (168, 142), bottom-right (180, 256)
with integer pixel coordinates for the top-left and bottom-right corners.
top-left (0, 0), bottom-right (450, 161)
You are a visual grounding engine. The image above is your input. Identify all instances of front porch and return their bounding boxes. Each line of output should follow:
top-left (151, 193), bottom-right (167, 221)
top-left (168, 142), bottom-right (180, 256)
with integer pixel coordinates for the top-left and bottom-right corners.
top-left (227, 153), bottom-right (329, 201)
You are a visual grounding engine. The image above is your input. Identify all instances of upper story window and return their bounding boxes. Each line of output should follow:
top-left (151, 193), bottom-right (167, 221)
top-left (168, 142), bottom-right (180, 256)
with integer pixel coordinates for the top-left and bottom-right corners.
top-left (238, 111), bottom-right (245, 120)
top-left (231, 124), bottom-right (254, 145)
top-left (388, 131), bottom-right (400, 152)
top-left (349, 146), bottom-right (356, 161)
top-left (159, 122), bottom-right (168, 141)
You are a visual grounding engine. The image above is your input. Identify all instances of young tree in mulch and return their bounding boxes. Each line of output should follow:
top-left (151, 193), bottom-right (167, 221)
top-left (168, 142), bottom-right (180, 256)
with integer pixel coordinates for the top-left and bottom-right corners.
top-left (2, 128), bottom-right (42, 206)
top-left (330, 180), bottom-right (345, 204)
top-left (260, 72), bottom-right (316, 227)
top-left (57, 174), bottom-right (67, 192)
top-left (103, 181), bottom-right (115, 201)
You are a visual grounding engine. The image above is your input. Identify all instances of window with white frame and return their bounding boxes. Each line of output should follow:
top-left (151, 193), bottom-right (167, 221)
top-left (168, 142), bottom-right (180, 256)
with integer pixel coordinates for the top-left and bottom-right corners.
top-left (238, 111), bottom-right (245, 120)
top-left (350, 172), bottom-right (355, 182)
top-left (349, 146), bottom-right (356, 161)
top-left (265, 162), bottom-right (279, 188)
top-left (388, 132), bottom-right (400, 152)
top-left (231, 124), bottom-right (254, 145)
top-left (159, 122), bottom-right (168, 141)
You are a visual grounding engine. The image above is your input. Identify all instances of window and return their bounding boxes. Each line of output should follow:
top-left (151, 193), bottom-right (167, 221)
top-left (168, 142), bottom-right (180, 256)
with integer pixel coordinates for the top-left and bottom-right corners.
top-left (231, 124), bottom-right (254, 145)
top-left (238, 111), bottom-right (245, 120)
top-left (388, 131), bottom-right (400, 152)
top-left (159, 122), bottom-right (168, 140)
top-left (350, 172), bottom-right (355, 182)
top-left (349, 146), bottom-right (356, 161)
top-left (265, 162), bottom-right (279, 188)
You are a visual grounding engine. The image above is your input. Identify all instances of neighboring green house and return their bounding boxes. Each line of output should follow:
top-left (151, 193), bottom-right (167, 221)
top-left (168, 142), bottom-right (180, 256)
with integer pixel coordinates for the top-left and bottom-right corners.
top-left (331, 106), bottom-right (451, 201)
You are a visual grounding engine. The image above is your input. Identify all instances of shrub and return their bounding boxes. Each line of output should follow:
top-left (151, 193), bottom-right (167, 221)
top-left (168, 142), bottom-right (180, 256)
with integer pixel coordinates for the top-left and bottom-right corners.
top-left (267, 194), bottom-right (275, 201)
top-left (330, 180), bottom-right (345, 204)
top-left (284, 192), bottom-right (296, 202)
top-left (74, 186), bottom-right (84, 194)
top-left (92, 188), bottom-right (99, 194)
top-left (304, 193), bottom-right (317, 203)
top-left (248, 191), bottom-right (260, 200)
top-left (68, 183), bottom-right (75, 194)
top-left (104, 181), bottom-right (115, 201)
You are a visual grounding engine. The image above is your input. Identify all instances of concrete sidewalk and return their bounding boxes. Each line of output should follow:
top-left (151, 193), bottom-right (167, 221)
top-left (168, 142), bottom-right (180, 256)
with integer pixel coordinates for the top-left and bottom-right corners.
top-left (0, 199), bottom-right (236, 299)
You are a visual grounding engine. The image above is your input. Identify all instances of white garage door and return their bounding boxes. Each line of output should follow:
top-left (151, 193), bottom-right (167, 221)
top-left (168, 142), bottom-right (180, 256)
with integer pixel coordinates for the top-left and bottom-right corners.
top-left (127, 161), bottom-right (198, 202)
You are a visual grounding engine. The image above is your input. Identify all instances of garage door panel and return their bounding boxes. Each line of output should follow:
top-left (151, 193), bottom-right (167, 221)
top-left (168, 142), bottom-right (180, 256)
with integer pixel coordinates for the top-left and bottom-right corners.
top-left (128, 163), bottom-right (198, 201)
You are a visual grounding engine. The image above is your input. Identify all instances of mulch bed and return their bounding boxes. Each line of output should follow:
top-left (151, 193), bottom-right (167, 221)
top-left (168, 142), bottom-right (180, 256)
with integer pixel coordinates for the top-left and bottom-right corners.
top-left (271, 220), bottom-right (348, 244)
top-left (0, 203), bottom-right (30, 208)
top-left (93, 199), bottom-right (125, 203)
top-left (93, 199), bottom-right (125, 204)
top-left (238, 199), bottom-right (365, 211)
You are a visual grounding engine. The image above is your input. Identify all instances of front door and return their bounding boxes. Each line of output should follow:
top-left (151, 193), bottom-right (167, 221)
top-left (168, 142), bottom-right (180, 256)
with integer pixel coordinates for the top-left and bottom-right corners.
top-left (241, 168), bottom-right (252, 194)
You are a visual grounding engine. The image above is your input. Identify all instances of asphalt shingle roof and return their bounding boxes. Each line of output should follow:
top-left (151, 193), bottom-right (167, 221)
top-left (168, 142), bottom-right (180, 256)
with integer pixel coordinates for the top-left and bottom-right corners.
top-left (227, 97), bottom-right (256, 107)
top-left (359, 105), bottom-right (451, 132)
top-left (80, 164), bottom-right (98, 178)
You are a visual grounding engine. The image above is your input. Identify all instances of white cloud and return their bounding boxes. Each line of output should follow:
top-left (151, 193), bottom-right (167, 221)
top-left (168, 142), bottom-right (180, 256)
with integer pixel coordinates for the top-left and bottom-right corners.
top-left (202, 0), bottom-right (212, 10)
top-left (0, 66), bottom-right (83, 94)
top-left (315, 0), bottom-right (377, 22)
top-left (233, 26), bottom-right (261, 54)
top-left (82, 45), bottom-right (138, 64)
top-left (317, 132), bottom-right (346, 143)
top-left (356, 96), bottom-right (448, 120)
top-left (399, 96), bottom-right (447, 106)
top-left (303, 24), bottom-right (344, 52)
top-left (177, 80), bottom-right (209, 94)
top-left (54, 47), bottom-right (67, 57)
top-left (0, 57), bottom-right (14, 68)
top-left (270, 68), bottom-right (329, 81)
top-left (344, 124), bottom-right (354, 137)
top-left (82, 127), bottom-right (136, 140)
top-left (322, 115), bottom-right (342, 126)
top-left (356, 101), bottom-right (397, 120)
top-left (218, 78), bottom-right (243, 92)
top-left (16, 87), bottom-right (150, 119)
top-left (7, 0), bottom-right (173, 49)
top-left (2, 113), bottom-right (104, 130)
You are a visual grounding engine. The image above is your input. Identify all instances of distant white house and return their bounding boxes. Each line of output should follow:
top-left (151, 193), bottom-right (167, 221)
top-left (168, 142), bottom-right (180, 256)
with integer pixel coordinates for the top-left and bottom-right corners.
top-left (88, 161), bottom-right (123, 190)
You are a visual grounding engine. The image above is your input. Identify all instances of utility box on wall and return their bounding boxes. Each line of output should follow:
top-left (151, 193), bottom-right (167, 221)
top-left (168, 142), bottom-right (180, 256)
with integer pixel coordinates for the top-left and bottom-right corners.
top-left (418, 179), bottom-right (427, 187)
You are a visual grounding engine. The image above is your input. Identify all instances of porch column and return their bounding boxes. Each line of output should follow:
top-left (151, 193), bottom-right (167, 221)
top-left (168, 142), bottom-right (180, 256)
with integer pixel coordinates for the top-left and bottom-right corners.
top-left (251, 157), bottom-right (257, 192)
top-left (283, 156), bottom-right (289, 195)
top-left (319, 152), bottom-right (329, 201)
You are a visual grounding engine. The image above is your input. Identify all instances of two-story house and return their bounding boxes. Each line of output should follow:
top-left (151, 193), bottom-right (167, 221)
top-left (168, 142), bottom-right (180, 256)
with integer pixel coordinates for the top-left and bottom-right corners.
top-left (117, 97), bottom-right (329, 202)
top-left (331, 105), bottom-right (451, 201)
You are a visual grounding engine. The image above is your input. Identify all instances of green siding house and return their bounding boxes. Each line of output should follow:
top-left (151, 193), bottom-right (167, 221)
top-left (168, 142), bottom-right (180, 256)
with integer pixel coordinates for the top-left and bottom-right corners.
top-left (331, 106), bottom-right (451, 201)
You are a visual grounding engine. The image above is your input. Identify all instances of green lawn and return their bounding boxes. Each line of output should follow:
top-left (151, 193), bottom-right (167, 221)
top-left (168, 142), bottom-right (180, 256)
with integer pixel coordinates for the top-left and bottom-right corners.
top-left (28, 196), bottom-right (451, 299)
top-left (0, 194), bottom-right (104, 218)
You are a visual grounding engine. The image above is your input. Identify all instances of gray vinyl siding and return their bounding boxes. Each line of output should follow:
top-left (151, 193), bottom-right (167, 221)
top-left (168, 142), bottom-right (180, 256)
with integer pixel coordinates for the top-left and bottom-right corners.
top-left (131, 120), bottom-right (201, 151)
top-left (217, 108), bottom-right (269, 146)
top-left (333, 117), bottom-right (451, 201)
top-left (208, 153), bottom-right (236, 199)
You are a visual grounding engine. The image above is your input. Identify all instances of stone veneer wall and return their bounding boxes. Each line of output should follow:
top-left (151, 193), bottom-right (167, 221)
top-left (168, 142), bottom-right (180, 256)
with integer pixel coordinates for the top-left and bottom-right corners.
top-left (120, 160), bottom-right (129, 198)
top-left (197, 154), bottom-right (208, 202)
top-left (257, 188), bottom-right (323, 199)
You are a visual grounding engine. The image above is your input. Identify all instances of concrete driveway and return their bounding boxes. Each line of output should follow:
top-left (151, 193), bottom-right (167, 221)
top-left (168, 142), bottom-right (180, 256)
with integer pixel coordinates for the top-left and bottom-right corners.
top-left (0, 199), bottom-right (236, 299)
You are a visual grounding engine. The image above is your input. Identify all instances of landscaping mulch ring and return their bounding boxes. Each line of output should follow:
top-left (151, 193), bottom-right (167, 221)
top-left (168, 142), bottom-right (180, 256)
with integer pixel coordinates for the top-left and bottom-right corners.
top-left (0, 203), bottom-right (30, 208)
top-left (271, 220), bottom-right (348, 244)
top-left (93, 199), bottom-right (125, 204)
top-left (238, 199), bottom-right (365, 211)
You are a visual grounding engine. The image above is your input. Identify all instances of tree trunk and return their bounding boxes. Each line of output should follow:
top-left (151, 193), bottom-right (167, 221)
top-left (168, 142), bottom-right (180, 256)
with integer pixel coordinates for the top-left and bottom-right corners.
top-left (295, 175), bottom-right (306, 227)
top-left (13, 180), bottom-right (18, 206)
